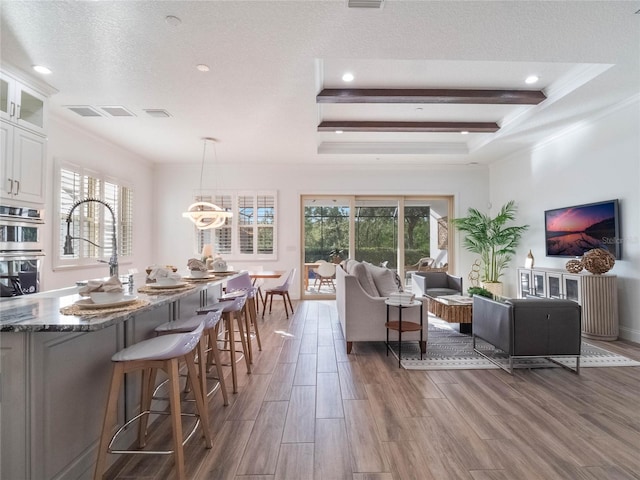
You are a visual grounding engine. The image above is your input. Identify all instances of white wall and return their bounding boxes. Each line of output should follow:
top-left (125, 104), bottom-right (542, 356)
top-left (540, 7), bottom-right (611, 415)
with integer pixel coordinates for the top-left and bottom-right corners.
top-left (154, 162), bottom-right (489, 298)
top-left (489, 97), bottom-right (640, 342)
top-left (43, 116), bottom-right (155, 291)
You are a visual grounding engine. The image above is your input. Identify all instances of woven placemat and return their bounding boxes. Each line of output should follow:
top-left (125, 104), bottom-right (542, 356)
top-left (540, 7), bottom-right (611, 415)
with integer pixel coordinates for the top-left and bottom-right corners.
top-left (137, 284), bottom-right (197, 295)
top-left (183, 277), bottom-right (216, 283)
top-left (60, 299), bottom-right (151, 316)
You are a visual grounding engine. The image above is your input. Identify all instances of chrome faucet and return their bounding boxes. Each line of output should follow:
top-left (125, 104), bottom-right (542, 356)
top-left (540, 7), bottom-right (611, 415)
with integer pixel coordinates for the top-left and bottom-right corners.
top-left (64, 198), bottom-right (118, 277)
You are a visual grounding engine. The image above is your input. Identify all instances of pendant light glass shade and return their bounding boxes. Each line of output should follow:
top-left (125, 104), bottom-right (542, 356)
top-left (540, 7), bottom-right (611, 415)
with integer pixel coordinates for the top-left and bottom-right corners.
top-left (182, 201), bottom-right (232, 229)
top-left (182, 138), bottom-right (232, 229)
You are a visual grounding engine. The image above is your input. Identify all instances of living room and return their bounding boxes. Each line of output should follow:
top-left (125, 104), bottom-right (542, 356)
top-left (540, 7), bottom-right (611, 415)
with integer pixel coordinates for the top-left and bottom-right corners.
top-left (2, 1), bottom-right (638, 342)
top-left (2, 2), bottom-right (640, 479)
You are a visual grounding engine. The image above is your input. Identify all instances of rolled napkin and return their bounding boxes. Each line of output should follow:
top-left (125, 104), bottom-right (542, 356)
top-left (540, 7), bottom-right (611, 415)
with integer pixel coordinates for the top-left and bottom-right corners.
top-left (148, 267), bottom-right (182, 281)
top-left (187, 258), bottom-right (207, 272)
top-left (79, 276), bottom-right (123, 296)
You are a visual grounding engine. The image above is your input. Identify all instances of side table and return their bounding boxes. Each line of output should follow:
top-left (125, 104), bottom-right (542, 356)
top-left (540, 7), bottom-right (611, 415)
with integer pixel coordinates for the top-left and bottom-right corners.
top-left (385, 299), bottom-right (424, 368)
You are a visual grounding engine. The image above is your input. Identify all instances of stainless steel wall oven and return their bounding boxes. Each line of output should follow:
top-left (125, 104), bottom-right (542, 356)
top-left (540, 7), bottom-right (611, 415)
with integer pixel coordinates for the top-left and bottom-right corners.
top-left (0, 205), bottom-right (44, 296)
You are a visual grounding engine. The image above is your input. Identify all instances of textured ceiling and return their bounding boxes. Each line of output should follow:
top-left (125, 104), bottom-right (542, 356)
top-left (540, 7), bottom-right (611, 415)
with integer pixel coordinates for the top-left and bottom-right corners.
top-left (1, 0), bottom-right (638, 167)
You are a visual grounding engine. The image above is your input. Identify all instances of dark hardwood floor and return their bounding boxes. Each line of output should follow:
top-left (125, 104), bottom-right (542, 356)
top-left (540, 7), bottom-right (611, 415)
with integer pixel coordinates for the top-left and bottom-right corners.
top-left (104, 300), bottom-right (640, 480)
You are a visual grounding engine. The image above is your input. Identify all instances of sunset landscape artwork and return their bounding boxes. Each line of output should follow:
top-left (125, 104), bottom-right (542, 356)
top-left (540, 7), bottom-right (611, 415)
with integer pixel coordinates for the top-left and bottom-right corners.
top-left (545, 200), bottom-right (620, 258)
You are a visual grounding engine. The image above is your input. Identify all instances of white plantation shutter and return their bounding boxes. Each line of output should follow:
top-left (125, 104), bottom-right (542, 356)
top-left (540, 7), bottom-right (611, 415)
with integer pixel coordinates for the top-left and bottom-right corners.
top-left (195, 191), bottom-right (276, 259)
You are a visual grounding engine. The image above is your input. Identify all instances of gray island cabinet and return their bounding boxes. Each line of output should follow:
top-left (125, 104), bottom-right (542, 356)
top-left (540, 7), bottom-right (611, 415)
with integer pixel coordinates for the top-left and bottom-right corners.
top-left (0, 275), bottom-right (232, 480)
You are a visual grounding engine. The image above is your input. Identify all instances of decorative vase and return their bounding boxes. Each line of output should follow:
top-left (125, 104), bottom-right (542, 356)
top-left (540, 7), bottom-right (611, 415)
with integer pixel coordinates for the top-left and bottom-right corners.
top-left (212, 255), bottom-right (228, 272)
top-left (582, 248), bottom-right (615, 274)
top-left (565, 259), bottom-right (584, 273)
top-left (525, 250), bottom-right (534, 269)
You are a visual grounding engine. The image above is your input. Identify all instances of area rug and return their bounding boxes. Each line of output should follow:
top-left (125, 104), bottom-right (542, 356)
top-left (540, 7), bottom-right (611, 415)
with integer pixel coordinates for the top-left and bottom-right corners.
top-left (389, 319), bottom-right (640, 371)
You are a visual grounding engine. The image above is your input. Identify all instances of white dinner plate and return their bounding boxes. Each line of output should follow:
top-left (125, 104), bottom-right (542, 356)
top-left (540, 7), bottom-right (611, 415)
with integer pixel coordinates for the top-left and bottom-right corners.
top-left (207, 270), bottom-right (238, 276)
top-left (148, 281), bottom-right (188, 289)
top-left (74, 295), bottom-right (138, 309)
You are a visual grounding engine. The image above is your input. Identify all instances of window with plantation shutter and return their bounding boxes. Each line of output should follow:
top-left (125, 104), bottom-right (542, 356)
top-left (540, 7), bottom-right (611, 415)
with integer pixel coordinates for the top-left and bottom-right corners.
top-left (56, 164), bottom-right (133, 269)
top-left (194, 191), bottom-right (276, 259)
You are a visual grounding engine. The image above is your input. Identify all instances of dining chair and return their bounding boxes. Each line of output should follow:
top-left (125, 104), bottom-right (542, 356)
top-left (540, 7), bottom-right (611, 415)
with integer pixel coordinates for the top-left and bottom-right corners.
top-left (262, 268), bottom-right (296, 318)
top-left (313, 261), bottom-right (336, 291)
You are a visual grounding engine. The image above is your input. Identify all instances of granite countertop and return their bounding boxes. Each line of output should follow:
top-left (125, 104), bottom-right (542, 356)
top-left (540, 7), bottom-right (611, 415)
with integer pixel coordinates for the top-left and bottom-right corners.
top-left (0, 274), bottom-right (234, 333)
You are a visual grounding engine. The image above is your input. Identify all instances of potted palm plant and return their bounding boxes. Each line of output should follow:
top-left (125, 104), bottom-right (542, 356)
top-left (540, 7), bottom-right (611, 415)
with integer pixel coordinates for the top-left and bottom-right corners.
top-left (328, 247), bottom-right (345, 264)
top-left (452, 201), bottom-right (528, 296)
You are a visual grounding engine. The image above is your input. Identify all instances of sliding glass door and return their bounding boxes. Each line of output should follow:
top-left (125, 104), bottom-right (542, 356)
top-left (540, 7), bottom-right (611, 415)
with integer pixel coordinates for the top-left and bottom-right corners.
top-left (302, 197), bottom-right (350, 296)
top-left (301, 195), bottom-right (453, 298)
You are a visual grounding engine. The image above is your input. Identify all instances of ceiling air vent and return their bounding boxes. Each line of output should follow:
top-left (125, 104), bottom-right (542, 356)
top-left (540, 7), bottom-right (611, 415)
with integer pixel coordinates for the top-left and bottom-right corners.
top-left (347, 0), bottom-right (384, 8)
top-left (100, 106), bottom-right (135, 117)
top-left (144, 109), bottom-right (172, 118)
top-left (65, 106), bottom-right (103, 117)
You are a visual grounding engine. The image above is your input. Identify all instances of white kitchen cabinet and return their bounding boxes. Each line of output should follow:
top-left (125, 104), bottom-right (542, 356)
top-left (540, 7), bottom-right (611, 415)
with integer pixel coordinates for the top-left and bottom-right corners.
top-left (1, 120), bottom-right (46, 204)
top-left (0, 71), bottom-right (47, 135)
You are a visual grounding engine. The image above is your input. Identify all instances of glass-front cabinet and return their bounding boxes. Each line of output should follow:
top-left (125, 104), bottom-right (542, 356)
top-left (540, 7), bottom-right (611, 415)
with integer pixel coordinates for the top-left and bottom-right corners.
top-left (518, 269), bottom-right (533, 297)
top-left (0, 72), bottom-right (47, 135)
top-left (546, 272), bottom-right (563, 298)
top-left (562, 274), bottom-right (582, 303)
top-left (532, 270), bottom-right (546, 297)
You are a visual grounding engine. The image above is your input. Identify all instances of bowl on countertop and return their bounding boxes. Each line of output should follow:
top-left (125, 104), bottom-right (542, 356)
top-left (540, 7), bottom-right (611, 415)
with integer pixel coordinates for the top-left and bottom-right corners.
top-left (156, 277), bottom-right (179, 286)
top-left (90, 292), bottom-right (126, 304)
top-left (189, 270), bottom-right (208, 278)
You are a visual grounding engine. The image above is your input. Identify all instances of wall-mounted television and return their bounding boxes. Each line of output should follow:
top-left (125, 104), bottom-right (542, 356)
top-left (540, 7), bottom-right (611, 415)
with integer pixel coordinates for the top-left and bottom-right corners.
top-left (545, 199), bottom-right (621, 259)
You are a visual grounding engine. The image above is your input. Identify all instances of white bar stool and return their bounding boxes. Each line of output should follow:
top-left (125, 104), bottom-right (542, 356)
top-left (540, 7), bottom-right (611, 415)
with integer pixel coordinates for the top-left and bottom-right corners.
top-left (155, 309), bottom-right (229, 406)
top-left (226, 273), bottom-right (263, 358)
top-left (198, 295), bottom-right (251, 393)
top-left (94, 322), bottom-right (211, 480)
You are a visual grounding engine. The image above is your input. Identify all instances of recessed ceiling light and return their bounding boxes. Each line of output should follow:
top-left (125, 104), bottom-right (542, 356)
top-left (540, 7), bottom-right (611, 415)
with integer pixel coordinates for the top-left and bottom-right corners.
top-left (415, 107), bottom-right (423, 111)
top-left (342, 72), bottom-right (354, 82)
top-left (165, 15), bottom-right (182, 26)
top-left (196, 64), bottom-right (210, 72)
top-left (32, 65), bottom-right (52, 75)
top-left (460, 131), bottom-right (469, 135)
top-left (335, 130), bottom-right (344, 134)
top-left (525, 75), bottom-right (539, 84)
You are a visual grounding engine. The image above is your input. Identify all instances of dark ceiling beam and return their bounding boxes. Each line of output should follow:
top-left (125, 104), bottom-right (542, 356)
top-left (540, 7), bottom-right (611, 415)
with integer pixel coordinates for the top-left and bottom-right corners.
top-left (316, 88), bottom-right (546, 105)
top-left (318, 121), bottom-right (499, 133)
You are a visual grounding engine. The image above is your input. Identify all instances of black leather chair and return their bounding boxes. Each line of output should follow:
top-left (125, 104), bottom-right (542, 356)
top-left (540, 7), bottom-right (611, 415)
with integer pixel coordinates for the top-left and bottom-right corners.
top-left (472, 296), bottom-right (582, 374)
top-left (411, 271), bottom-right (463, 298)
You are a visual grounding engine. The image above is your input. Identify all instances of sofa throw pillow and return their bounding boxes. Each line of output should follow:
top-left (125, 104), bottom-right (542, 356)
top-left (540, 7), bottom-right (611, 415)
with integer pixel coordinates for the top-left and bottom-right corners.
top-left (343, 258), bottom-right (355, 275)
top-left (352, 262), bottom-right (379, 297)
top-left (364, 262), bottom-right (401, 297)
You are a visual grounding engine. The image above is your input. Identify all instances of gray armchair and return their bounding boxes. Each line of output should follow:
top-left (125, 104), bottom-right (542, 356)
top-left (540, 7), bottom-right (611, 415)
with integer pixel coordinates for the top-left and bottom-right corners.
top-left (411, 271), bottom-right (463, 298)
top-left (472, 296), bottom-right (582, 374)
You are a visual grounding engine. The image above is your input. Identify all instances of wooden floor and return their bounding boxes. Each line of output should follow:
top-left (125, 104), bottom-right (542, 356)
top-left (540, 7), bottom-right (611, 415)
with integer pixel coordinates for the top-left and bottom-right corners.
top-left (104, 300), bottom-right (640, 480)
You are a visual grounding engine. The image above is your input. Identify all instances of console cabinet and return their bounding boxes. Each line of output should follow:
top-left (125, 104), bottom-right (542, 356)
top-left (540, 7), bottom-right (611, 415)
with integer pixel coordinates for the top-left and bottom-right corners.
top-left (517, 267), bottom-right (618, 340)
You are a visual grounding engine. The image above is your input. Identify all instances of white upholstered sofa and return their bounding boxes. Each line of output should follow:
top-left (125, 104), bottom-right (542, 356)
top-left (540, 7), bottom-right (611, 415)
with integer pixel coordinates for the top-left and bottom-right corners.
top-left (336, 259), bottom-right (427, 354)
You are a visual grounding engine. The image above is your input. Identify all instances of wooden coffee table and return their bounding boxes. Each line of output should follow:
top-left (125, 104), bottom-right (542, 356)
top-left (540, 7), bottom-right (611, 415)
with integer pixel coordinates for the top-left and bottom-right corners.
top-left (426, 294), bottom-right (473, 334)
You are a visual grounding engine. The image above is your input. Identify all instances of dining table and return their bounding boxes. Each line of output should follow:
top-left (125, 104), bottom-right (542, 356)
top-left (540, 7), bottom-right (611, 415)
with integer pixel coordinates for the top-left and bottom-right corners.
top-left (247, 270), bottom-right (285, 314)
top-left (303, 262), bottom-right (321, 290)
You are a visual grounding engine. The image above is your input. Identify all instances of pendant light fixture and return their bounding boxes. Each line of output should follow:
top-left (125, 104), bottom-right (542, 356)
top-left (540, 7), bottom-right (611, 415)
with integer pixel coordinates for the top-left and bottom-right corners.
top-left (182, 137), bottom-right (233, 229)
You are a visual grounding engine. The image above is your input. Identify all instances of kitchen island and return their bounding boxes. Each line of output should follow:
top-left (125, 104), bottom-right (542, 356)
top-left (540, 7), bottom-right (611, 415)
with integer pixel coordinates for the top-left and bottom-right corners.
top-left (0, 273), bottom-right (237, 480)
